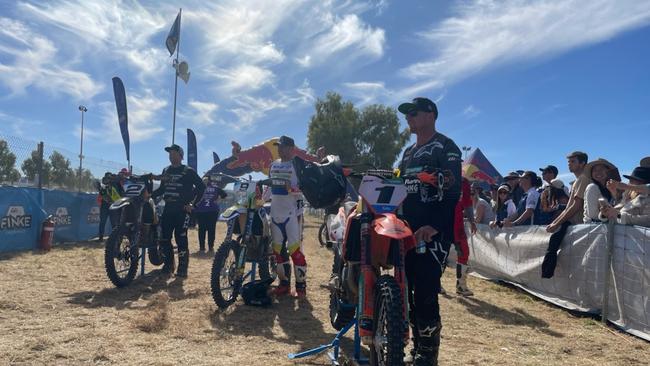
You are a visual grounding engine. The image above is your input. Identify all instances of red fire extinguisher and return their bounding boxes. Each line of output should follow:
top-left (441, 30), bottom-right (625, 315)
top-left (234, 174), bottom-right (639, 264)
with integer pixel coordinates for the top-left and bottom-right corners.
top-left (39, 215), bottom-right (55, 251)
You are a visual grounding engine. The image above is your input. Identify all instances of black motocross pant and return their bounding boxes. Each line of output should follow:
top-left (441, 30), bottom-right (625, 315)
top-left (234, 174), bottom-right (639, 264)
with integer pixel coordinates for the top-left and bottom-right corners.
top-left (161, 209), bottom-right (189, 255)
top-left (405, 204), bottom-right (455, 338)
top-left (196, 211), bottom-right (219, 249)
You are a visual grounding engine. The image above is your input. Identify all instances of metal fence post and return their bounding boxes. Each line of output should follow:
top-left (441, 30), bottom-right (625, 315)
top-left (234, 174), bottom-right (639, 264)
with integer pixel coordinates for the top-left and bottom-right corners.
top-left (37, 141), bottom-right (44, 189)
top-left (601, 221), bottom-right (616, 324)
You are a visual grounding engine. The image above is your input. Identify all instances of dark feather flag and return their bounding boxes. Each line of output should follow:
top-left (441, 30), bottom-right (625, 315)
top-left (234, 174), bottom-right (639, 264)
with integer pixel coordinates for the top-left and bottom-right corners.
top-left (187, 128), bottom-right (197, 171)
top-left (166, 10), bottom-right (181, 56)
top-left (213, 152), bottom-right (220, 164)
top-left (111, 77), bottom-right (130, 162)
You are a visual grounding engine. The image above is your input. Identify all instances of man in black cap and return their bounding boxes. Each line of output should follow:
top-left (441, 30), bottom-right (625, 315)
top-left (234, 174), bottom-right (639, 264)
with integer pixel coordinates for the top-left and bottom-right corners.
top-left (268, 135), bottom-right (307, 297)
top-left (152, 144), bottom-right (205, 277)
top-left (504, 171), bottom-right (524, 205)
top-left (397, 97), bottom-right (462, 366)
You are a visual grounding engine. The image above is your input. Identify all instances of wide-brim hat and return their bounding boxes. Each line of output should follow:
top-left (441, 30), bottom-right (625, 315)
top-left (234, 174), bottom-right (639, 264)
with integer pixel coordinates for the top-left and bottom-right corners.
top-left (623, 166), bottom-right (650, 184)
top-left (583, 158), bottom-right (617, 180)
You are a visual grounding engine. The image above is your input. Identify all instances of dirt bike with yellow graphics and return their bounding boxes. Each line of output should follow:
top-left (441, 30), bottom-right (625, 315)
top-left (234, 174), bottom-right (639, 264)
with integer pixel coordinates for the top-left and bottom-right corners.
top-left (210, 176), bottom-right (276, 309)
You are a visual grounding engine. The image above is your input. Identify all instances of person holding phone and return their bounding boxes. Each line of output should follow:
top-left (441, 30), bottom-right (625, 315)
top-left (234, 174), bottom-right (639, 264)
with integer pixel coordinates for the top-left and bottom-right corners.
top-left (582, 158), bottom-right (618, 223)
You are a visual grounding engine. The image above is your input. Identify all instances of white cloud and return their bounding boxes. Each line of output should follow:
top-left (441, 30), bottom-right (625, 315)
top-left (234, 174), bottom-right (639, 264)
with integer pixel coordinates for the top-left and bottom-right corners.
top-left (0, 17), bottom-right (102, 99)
top-left (18, 0), bottom-right (168, 80)
top-left (298, 14), bottom-right (385, 68)
top-left (206, 64), bottom-right (275, 93)
top-left (397, 0), bottom-right (650, 98)
top-left (462, 105), bottom-right (480, 119)
top-left (187, 100), bottom-right (219, 126)
top-left (343, 81), bottom-right (390, 106)
top-left (92, 89), bottom-right (167, 143)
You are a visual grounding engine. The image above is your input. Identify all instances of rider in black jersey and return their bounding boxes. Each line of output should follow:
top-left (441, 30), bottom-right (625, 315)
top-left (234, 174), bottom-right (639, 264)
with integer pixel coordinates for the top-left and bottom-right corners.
top-left (398, 97), bottom-right (462, 366)
top-left (152, 144), bottom-right (205, 277)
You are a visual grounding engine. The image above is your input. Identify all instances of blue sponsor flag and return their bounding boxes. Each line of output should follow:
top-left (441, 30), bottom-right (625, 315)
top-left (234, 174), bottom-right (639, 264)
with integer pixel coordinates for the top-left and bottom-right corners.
top-left (213, 152), bottom-right (220, 164)
top-left (187, 128), bottom-right (197, 171)
top-left (111, 77), bottom-right (130, 162)
top-left (166, 10), bottom-right (181, 56)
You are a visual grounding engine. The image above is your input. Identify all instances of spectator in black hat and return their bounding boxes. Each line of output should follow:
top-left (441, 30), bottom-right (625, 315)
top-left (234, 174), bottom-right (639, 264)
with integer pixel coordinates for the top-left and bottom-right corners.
top-left (504, 171), bottom-right (524, 205)
top-left (503, 171), bottom-right (542, 227)
top-left (542, 151), bottom-right (589, 278)
top-left (540, 164), bottom-right (569, 195)
top-left (600, 166), bottom-right (650, 227)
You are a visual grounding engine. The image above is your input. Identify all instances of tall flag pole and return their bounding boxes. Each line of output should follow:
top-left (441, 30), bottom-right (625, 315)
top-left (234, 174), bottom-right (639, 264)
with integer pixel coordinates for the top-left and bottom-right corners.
top-left (112, 77), bottom-right (130, 171)
top-left (166, 9), bottom-right (182, 144)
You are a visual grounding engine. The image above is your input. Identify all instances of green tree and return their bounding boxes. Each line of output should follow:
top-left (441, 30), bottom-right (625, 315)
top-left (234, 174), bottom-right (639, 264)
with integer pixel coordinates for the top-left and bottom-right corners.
top-left (21, 148), bottom-right (51, 186)
top-left (0, 139), bottom-right (21, 183)
top-left (306, 92), bottom-right (410, 169)
top-left (307, 92), bottom-right (359, 163)
top-left (49, 151), bottom-right (74, 188)
top-left (357, 104), bottom-right (410, 169)
top-left (74, 168), bottom-right (96, 191)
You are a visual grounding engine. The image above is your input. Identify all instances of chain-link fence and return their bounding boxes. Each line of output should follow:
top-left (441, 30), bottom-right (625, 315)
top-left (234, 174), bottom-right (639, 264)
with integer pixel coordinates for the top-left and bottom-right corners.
top-left (0, 133), bottom-right (144, 192)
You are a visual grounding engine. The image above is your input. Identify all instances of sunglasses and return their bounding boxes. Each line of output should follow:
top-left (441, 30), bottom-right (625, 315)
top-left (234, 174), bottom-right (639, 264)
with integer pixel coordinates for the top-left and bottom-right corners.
top-left (498, 191), bottom-right (508, 195)
top-left (407, 110), bottom-right (419, 117)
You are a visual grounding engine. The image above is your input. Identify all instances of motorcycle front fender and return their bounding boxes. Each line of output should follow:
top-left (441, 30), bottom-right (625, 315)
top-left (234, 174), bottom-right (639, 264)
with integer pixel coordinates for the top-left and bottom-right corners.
top-left (372, 213), bottom-right (413, 240)
top-left (219, 205), bottom-right (242, 221)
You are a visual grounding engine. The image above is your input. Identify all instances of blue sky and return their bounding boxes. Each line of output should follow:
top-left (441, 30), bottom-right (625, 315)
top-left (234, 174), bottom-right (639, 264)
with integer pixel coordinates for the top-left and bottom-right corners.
top-left (0, 0), bottom-right (649, 181)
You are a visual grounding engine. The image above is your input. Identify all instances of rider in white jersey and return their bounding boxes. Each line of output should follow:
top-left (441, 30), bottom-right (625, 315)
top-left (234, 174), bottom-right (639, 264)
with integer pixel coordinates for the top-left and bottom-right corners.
top-left (269, 136), bottom-right (307, 297)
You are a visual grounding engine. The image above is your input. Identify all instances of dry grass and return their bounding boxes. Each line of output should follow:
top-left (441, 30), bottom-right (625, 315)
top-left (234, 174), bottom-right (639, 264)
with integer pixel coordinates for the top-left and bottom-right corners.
top-left (0, 216), bottom-right (648, 365)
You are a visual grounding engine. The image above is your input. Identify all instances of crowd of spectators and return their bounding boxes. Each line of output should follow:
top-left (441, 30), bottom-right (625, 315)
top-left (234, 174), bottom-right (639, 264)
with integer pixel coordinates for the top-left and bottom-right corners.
top-left (470, 153), bottom-right (650, 231)
top-left (466, 153), bottom-right (650, 278)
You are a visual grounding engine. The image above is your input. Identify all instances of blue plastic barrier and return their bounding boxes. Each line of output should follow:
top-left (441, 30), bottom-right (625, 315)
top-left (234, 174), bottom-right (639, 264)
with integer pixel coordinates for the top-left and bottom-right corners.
top-left (0, 186), bottom-right (47, 251)
top-left (0, 187), bottom-right (99, 252)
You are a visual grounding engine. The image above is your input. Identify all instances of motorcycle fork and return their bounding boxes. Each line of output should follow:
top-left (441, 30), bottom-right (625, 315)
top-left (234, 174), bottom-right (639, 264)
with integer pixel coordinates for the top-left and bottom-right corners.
top-left (236, 209), bottom-right (256, 276)
top-left (358, 205), bottom-right (376, 342)
top-left (392, 238), bottom-right (410, 341)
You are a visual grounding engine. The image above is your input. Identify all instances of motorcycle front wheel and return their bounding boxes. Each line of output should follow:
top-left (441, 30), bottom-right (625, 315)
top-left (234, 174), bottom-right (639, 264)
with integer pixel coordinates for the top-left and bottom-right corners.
top-left (211, 240), bottom-right (243, 309)
top-left (370, 275), bottom-right (406, 366)
top-left (104, 226), bottom-right (139, 288)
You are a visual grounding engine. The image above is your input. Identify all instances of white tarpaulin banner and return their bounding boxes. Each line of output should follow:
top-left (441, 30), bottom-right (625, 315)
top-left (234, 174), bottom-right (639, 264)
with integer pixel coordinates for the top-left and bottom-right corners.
top-left (456, 223), bottom-right (649, 341)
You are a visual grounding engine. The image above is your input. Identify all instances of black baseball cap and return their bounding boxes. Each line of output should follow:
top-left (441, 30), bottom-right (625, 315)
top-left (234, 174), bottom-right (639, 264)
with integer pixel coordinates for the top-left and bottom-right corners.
top-left (504, 171), bottom-right (520, 181)
top-left (398, 97), bottom-right (438, 119)
top-left (539, 165), bottom-right (559, 176)
top-left (164, 144), bottom-right (184, 157)
top-left (273, 135), bottom-right (295, 147)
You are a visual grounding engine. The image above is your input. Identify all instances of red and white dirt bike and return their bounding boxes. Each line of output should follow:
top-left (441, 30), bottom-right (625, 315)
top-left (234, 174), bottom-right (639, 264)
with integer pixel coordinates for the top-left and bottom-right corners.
top-left (327, 168), bottom-right (444, 365)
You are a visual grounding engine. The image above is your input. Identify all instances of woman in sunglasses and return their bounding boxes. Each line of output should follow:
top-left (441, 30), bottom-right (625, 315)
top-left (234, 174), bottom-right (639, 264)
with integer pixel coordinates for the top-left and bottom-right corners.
top-left (489, 184), bottom-right (517, 228)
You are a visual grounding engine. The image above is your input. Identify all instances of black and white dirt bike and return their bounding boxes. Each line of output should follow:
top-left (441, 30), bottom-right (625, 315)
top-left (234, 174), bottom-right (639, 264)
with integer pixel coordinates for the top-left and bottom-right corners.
top-left (210, 176), bottom-right (276, 309)
top-left (104, 174), bottom-right (168, 287)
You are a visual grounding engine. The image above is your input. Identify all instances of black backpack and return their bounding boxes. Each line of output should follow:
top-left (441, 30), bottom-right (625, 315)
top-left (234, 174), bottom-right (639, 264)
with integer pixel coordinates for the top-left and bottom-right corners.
top-left (241, 278), bottom-right (273, 307)
top-left (293, 155), bottom-right (347, 209)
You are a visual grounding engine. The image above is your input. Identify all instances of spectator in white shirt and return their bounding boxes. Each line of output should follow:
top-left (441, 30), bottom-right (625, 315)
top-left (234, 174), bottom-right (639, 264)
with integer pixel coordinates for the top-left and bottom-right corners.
top-left (583, 158), bottom-right (618, 223)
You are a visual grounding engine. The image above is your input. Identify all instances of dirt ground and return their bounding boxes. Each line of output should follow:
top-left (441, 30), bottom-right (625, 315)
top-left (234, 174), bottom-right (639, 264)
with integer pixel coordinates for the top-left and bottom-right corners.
top-left (0, 216), bottom-right (648, 365)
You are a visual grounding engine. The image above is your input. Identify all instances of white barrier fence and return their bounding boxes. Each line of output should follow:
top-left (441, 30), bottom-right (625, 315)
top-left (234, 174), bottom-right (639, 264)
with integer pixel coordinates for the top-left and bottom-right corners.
top-left (457, 223), bottom-right (649, 341)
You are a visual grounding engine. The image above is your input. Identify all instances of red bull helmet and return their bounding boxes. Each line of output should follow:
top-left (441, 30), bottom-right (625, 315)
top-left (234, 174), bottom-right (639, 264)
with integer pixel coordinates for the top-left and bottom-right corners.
top-left (293, 155), bottom-right (347, 209)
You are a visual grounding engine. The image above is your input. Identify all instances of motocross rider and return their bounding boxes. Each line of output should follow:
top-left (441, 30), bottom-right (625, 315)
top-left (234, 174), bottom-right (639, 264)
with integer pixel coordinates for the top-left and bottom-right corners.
top-left (398, 97), bottom-right (462, 366)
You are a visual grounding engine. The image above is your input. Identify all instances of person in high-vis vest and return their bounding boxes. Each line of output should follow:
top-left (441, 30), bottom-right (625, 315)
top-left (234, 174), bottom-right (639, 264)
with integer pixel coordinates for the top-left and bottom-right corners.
top-left (97, 172), bottom-right (123, 241)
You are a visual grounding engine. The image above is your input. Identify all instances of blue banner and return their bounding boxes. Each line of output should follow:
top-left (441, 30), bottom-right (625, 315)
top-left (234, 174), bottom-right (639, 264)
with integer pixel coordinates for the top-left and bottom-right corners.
top-left (112, 77), bottom-right (130, 162)
top-left (0, 187), bottom-right (47, 252)
top-left (43, 190), bottom-right (79, 242)
top-left (187, 128), bottom-right (197, 171)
